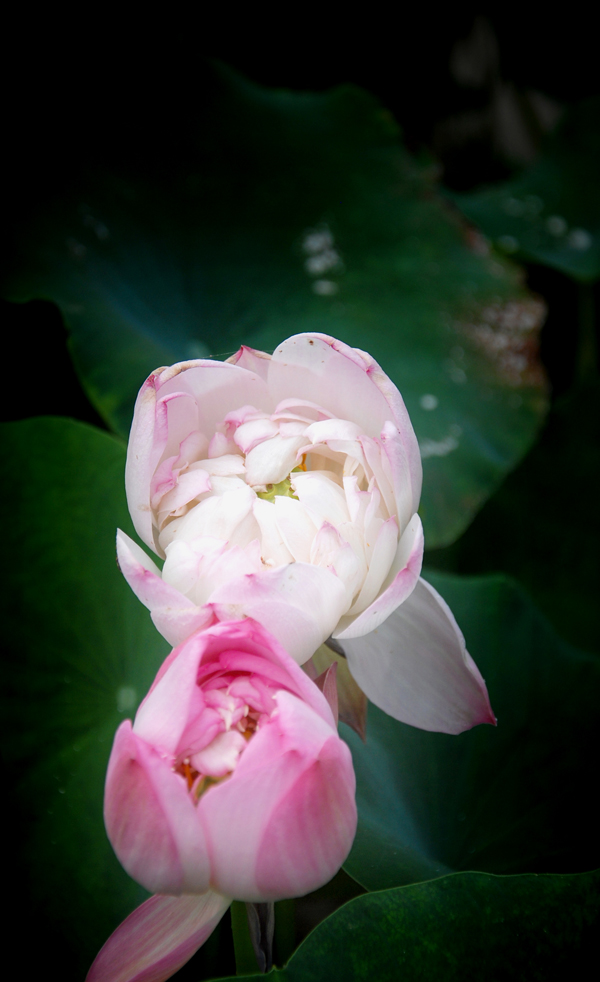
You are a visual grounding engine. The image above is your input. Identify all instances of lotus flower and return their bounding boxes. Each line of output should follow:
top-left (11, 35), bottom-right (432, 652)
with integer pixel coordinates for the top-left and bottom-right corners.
top-left (87, 615), bottom-right (356, 981)
top-left (119, 333), bottom-right (495, 733)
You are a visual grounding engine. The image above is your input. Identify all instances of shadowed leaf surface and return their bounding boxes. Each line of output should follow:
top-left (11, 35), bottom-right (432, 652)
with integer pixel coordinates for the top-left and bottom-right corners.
top-left (1, 418), bottom-right (170, 980)
top-left (3, 64), bottom-right (548, 548)
top-left (226, 870), bottom-right (599, 982)
top-left (344, 571), bottom-right (600, 890)
top-left (451, 98), bottom-right (600, 282)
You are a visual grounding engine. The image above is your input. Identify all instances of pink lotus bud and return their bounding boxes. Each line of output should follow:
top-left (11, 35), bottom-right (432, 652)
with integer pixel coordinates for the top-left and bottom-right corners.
top-left (104, 617), bottom-right (357, 903)
top-left (121, 333), bottom-right (423, 663)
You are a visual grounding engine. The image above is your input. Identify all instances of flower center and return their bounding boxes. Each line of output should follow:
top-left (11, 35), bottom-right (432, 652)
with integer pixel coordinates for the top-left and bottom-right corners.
top-left (174, 673), bottom-right (277, 803)
top-left (255, 475), bottom-right (299, 502)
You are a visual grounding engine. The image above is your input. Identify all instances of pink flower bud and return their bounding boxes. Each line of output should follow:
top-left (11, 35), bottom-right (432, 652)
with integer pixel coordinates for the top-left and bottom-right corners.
top-left (104, 617), bottom-right (357, 903)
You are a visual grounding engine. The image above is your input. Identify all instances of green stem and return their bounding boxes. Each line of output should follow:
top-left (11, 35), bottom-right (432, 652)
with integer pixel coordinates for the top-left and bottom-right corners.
top-left (231, 900), bottom-right (260, 975)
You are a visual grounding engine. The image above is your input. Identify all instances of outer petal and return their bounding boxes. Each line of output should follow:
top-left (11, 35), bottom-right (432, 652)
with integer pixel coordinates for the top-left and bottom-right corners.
top-left (268, 333), bottom-right (421, 507)
top-left (134, 633), bottom-right (206, 751)
top-left (155, 361), bottom-right (273, 450)
top-left (209, 563), bottom-right (348, 664)
top-left (201, 690), bottom-right (356, 901)
top-left (255, 732), bottom-right (356, 899)
top-left (334, 513), bottom-right (424, 639)
top-left (125, 370), bottom-right (168, 549)
top-left (104, 722), bottom-right (210, 894)
top-left (342, 577), bottom-right (496, 733)
top-left (226, 344), bottom-right (272, 382)
top-left (117, 530), bottom-right (194, 615)
top-left (86, 892), bottom-right (231, 982)
top-left (126, 360), bottom-right (273, 550)
top-left (117, 530), bottom-right (216, 646)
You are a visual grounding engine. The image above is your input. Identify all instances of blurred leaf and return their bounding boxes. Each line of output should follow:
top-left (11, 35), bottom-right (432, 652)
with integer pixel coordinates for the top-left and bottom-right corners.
top-left (343, 571), bottom-right (600, 891)
top-left (2, 64), bottom-right (548, 547)
top-left (426, 381), bottom-right (600, 653)
top-left (0, 418), bottom-right (170, 981)
top-left (225, 870), bottom-right (599, 982)
top-left (451, 98), bottom-right (600, 282)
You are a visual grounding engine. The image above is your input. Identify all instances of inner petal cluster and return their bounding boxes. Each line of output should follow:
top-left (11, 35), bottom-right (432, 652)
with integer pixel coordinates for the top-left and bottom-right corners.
top-left (153, 399), bottom-right (402, 617)
top-left (174, 656), bottom-right (281, 801)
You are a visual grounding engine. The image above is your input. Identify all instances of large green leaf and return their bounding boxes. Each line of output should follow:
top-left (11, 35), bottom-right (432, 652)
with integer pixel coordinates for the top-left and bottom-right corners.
top-left (227, 870), bottom-right (599, 981)
top-left (2, 64), bottom-right (547, 547)
top-left (451, 98), bottom-right (600, 282)
top-left (344, 571), bottom-right (600, 891)
top-left (425, 381), bottom-right (600, 654)
top-left (0, 418), bottom-right (170, 980)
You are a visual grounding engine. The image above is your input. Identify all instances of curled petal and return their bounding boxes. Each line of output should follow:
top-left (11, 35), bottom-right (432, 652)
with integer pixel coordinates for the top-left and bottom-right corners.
top-left (342, 577), bottom-right (496, 733)
top-left (245, 434), bottom-right (307, 486)
top-left (86, 892), bottom-right (231, 982)
top-left (334, 513), bottom-right (424, 639)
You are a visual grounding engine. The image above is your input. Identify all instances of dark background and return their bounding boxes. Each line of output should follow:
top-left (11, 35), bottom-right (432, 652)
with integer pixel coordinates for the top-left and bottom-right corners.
top-left (2, 9), bottom-right (599, 978)
top-left (2, 7), bottom-right (599, 419)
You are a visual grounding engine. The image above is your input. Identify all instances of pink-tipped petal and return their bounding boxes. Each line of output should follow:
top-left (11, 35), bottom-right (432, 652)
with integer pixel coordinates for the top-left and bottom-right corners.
top-left (156, 362), bottom-right (273, 445)
top-left (125, 371), bottom-right (169, 550)
top-left (117, 530), bottom-right (195, 615)
top-left (334, 513), bottom-right (424, 639)
top-left (226, 344), bottom-right (272, 382)
top-left (268, 334), bottom-right (395, 440)
top-left (117, 530), bottom-right (214, 647)
top-left (209, 563), bottom-right (348, 664)
top-left (86, 892), bottom-right (231, 982)
top-left (269, 334), bottom-right (421, 505)
top-left (342, 577), bottom-right (496, 733)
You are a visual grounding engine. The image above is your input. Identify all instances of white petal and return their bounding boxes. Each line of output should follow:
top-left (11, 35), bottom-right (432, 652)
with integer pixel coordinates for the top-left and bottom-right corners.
top-left (360, 436), bottom-right (396, 520)
top-left (310, 523), bottom-right (364, 607)
top-left (190, 454), bottom-right (246, 476)
top-left (342, 577), bottom-right (496, 733)
top-left (291, 472), bottom-right (350, 528)
top-left (245, 434), bottom-right (306, 486)
top-left (191, 729), bottom-right (247, 777)
top-left (305, 419), bottom-right (363, 443)
top-left (173, 487), bottom-right (258, 546)
top-left (273, 495), bottom-right (318, 562)
top-left (253, 498), bottom-right (294, 566)
top-left (163, 538), bottom-right (262, 606)
top-left (335, 513), bottom-right (423, 638)
top-left (347, 516), bottom-right (399, 615)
